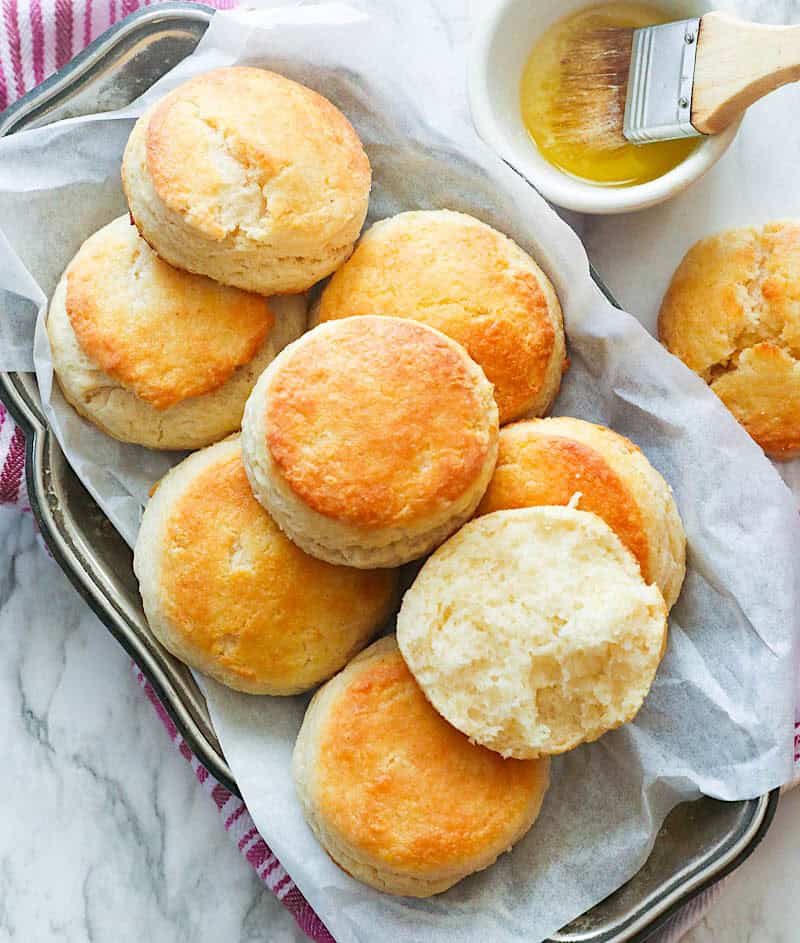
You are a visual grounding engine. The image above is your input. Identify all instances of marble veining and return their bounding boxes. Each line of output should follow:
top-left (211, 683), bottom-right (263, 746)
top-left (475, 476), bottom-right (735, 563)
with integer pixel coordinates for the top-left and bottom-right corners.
top-left (3, 0), bottom-right (800, 941)
top-left (0, 510), bottom-right (302, 942)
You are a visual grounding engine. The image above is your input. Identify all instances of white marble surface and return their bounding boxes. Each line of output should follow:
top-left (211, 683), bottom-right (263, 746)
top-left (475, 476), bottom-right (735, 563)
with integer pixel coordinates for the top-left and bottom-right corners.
top-left (2, 0), bottom-right (799, 941)
top-left (0, 509), bottom-right (303, 942)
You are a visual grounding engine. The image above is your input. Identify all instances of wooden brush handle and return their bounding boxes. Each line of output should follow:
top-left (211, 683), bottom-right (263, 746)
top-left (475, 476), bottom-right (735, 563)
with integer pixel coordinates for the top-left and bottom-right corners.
top-left (692, 12), bottom-right (800, 133)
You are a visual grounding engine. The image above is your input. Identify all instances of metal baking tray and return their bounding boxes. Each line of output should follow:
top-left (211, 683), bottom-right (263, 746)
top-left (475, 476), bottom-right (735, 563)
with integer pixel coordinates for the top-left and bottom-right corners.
top-left (0, 5), bottom-right (778, 941)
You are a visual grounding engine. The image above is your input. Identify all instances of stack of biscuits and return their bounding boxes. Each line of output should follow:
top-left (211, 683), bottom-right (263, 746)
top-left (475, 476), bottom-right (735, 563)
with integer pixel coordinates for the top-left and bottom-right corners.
top-left (48, 66), bottom-right (687, 898)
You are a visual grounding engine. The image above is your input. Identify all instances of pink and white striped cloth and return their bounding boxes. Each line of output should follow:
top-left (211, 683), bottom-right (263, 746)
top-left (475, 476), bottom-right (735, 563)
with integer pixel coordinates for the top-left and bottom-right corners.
top-left (0, 3), bottom-right (770, 941)
top-left (0, 403), bottom-right (26, 506)
top-left (0, 0), bottom-right (233, 112)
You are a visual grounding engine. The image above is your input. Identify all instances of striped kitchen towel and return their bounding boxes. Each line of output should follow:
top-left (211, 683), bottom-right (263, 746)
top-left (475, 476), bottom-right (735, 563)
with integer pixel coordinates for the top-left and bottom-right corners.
top-left (0, 0), bottom-right (234, 110)
top-left (0, 3), bottom-right (790, 941)
top-left (0, 402), bottom-right (26, 506)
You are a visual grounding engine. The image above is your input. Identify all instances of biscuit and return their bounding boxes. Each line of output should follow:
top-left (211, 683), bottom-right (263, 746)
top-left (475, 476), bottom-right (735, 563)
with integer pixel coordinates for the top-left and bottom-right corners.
top-left (134, 437), bottom-right (398, 694)
top-left (658, 220), bottom-right (800, 458)
top-left (292, 636), bottom-right (550, 896)
top-left (122, 67), bottom-right (371, 295)
top-left (313, 210), bottom-right (567, 424)
top-left (398, 507), bottom-right (667, 759)
top-left (47, 216), bottom-right (305, 450)
top-left (477, 418), bottom-right (686, 608)
top-left (242, 316), bottom-right (499, 568)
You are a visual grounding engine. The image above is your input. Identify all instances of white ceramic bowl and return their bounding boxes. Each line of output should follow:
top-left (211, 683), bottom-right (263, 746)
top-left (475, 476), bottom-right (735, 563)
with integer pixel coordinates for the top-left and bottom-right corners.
top-left (468, 0), bottom-right (740, 214)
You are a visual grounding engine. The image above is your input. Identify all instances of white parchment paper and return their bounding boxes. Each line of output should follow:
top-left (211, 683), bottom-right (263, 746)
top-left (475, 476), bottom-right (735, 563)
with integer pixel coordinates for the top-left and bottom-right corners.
top-left (1, 4), bottom-right (799, 941)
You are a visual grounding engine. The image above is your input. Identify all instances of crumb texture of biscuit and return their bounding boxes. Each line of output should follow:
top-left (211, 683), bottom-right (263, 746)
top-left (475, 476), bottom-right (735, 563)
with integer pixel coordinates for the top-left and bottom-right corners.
top-left (397, 507), bottom-right (667, 759)
top-left (659, 220), bottom-right (800, 458)
top-left (477, 418), bottom-right (686, 608)
top-left (122, 67), bottom-right (371, 294)
top-left (65, 216), bottom-right (272, 409)
top-left (134, 438), bottom-right (398, 694)
top-left (292, 636), bottom-right (549, 896)
top-left (316, 210), bottom-right (566, 424)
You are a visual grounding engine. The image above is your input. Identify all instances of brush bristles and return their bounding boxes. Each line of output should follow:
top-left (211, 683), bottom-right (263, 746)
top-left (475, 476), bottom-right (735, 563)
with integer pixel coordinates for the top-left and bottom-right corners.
top-left (551, 26), bottom-right (634, 153)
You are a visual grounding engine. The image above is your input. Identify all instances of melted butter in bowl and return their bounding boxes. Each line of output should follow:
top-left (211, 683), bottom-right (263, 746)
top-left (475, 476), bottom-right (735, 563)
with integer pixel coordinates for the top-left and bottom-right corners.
top-left (520, 2), bottom-right (700, 187)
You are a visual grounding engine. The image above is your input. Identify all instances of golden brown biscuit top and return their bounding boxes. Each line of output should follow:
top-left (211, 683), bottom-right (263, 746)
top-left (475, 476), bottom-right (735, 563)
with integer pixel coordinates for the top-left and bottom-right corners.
top-left (658, 221), bottom-right (800, 378)
top-left (316, 645), bottom-right (547, 872)
top-left (66, 217), bottom-right (272, 410)
top-left (317, 210), bottom-right (561, 423)
top-left (146, 67), bottom-right (370, 246)
top-left (159, 445), bottom-right (397, 687)
top-left (265, 317), bottom-right (497, 528)
top-left (477, 420), bottom-right (649, 581)
top-left (658, 220), bottom-right (800, 458)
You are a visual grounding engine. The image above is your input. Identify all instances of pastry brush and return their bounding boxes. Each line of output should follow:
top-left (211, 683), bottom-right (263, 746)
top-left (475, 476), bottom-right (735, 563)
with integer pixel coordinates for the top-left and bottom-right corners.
top-left (554, 12), bottom-right (800, 150)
